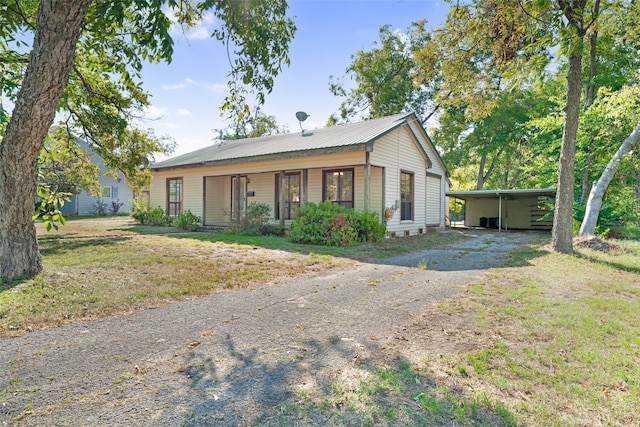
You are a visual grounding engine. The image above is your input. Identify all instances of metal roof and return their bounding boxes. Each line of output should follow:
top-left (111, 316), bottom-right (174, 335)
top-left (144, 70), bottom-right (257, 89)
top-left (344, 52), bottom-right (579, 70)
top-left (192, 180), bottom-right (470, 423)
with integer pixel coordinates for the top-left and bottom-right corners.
top-left (151, 112), bottom-right (416, 170)
top-left (446, 188), bottom-right (557, 199)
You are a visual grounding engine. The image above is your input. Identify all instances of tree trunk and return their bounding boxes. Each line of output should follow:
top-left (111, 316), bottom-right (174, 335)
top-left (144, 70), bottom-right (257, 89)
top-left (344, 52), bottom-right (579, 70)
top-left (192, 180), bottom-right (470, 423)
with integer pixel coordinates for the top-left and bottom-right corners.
top-left (476, 153), bottom-right (487, 190)
top-left (580, 30), bottom-right (598, 205)
top-left (0, 0), bottom-right (90, 279)
top-left (552, 49), bottom-right (583, 253)
top-left (579, 122), bottom-right (640, 236)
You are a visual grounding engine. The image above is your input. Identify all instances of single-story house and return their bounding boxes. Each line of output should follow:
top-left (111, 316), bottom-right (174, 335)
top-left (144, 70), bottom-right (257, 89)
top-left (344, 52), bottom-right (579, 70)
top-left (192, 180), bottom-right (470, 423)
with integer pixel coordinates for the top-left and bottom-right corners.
top-left (446, 188), bottom-right (556, 231)
top-left (59, 139), bottom-right (134, 216)
top-left (149, 112), bottom-right (450, 237)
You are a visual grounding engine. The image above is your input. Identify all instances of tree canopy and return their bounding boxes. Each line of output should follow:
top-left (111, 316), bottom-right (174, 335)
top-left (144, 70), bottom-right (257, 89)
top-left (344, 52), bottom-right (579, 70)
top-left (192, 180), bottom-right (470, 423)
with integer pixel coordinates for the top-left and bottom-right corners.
top-left (331, 0), bottom-right (640, 244)
top-left (0, 0), bottom-right (296, 279)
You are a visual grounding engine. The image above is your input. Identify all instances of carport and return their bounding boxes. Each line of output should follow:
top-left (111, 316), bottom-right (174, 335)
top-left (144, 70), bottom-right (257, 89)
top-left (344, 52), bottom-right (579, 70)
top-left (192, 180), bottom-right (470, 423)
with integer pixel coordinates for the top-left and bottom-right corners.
top-left (446, 188), bottom-right (556, 231)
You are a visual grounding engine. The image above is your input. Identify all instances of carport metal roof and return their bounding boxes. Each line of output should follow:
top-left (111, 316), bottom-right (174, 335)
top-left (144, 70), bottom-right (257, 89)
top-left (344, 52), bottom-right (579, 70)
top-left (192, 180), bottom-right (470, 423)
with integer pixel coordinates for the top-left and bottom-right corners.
top-left (446, 188), bottom-right (556, 200)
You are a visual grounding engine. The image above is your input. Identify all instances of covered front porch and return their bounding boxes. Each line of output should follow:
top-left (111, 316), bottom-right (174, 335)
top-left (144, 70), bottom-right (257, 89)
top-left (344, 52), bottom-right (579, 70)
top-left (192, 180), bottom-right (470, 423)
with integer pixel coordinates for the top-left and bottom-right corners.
top-left (202, 164), bottom-right (385, 227)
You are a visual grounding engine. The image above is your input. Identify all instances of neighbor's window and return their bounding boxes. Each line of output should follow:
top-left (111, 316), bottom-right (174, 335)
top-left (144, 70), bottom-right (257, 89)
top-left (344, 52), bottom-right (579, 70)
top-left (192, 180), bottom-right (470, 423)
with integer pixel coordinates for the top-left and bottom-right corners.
top-left (400, 171), bottom-right (414, 221)
top-left (275, 172), bottom-right (300, 220)
top-left (167, 178), bottom-right (183, 216)
top-left (101, 186), bottom-right (112, 198)
top-left (323, 169), bottom-right (353, 209)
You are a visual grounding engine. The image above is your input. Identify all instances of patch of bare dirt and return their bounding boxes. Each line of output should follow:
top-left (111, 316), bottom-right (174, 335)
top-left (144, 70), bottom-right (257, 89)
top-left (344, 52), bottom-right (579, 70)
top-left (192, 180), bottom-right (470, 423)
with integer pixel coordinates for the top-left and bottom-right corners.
top-left (573, 235), bottom-right (620, 253)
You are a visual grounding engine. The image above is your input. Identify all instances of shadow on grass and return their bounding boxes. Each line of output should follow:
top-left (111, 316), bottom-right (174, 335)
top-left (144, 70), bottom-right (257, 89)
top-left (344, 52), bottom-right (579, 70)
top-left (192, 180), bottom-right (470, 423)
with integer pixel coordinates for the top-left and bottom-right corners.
top-left (38, 236), bottom-right (131, 256)
top-left (574, 251), bottom-right (640, 275)
top-left (176, 333), bottom-right (518, 426)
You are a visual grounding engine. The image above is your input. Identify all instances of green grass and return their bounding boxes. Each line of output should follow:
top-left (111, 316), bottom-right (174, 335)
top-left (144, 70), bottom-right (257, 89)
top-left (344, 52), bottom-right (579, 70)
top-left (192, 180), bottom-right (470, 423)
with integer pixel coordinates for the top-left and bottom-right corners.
top-left (251, 237), bottom-right (640, 427)
top-left (0, 217), bottom-right (465, 336)
top-left (5, 217), bottom-right (640, 426)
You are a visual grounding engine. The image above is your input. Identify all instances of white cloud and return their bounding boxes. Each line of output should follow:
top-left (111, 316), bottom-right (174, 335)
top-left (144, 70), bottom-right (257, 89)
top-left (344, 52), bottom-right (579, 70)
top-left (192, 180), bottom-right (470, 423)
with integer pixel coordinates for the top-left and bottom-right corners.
top-left (177, 108), bottom-right (191, 116)
top-left (183, 12), bottom-right (216, 40)
top-left (142, 105), bottom-right (169, 120)
top-left (162, 83), bottom-right (186, 90)
top-left (167, 10), bottom-right (216, 41)
top-left (185, 77), bottom-right (228, 93)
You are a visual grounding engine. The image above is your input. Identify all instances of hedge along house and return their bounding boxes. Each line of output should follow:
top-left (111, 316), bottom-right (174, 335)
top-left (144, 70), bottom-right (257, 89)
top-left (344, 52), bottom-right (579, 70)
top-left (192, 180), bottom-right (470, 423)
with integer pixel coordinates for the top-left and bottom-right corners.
top-left (148, 112), bottom-right (450, 237)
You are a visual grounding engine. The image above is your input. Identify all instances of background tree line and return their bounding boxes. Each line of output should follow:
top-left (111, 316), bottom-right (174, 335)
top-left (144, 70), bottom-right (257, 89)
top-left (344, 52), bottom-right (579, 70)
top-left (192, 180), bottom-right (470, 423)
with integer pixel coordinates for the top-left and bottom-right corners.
top-left (329, 0), bottom-right (640, 246)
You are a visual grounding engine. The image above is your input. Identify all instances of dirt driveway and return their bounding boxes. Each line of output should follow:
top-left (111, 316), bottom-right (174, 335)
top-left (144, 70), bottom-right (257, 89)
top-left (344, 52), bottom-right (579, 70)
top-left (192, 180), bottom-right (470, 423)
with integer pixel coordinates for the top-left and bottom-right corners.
top-left (0, 230), bottom-right (539, 426)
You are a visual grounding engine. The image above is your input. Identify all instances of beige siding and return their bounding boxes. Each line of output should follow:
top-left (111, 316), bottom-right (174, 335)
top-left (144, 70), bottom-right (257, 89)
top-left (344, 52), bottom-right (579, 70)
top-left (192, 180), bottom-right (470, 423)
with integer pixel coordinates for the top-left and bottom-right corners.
top-left (246, 172), bottom-right (277, 218)
top-left (307, 169), bottom-right (323, 202)
top-left (204, 176), bottom-right (227, 223)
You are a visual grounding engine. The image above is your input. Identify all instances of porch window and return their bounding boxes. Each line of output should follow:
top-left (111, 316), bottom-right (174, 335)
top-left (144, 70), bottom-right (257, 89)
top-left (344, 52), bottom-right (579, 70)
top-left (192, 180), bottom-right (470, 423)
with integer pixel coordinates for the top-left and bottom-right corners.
top-left (167, 177), bottom-right (183, 216)
top-left (400, 171), bottom-right (414, 220)
top-left (275, 172), bottom-right (300, 220)
top-left (323, 169), bottom-right (353, 209)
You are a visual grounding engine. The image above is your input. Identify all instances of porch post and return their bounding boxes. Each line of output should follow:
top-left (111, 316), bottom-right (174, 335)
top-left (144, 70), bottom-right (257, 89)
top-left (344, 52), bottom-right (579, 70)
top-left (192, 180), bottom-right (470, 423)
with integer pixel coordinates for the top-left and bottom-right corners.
top-left (279, 170), bottom-right (285, 228)
top-left (302, 169), bottom-right (308, 204)
top-left (234, 174), bottom-right (241, 222)
top-left (364, 152), bottom-right (371, 211)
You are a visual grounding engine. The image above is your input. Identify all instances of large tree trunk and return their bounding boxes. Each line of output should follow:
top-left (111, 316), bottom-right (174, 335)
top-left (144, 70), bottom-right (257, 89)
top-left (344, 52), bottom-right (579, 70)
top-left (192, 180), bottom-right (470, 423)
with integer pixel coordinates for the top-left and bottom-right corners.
top-left (552, 49), bottom-right (583, 253)
top-left (579, 122), bottom-right (640, 236)
top-left (0, 0), bottom-right (90, 279)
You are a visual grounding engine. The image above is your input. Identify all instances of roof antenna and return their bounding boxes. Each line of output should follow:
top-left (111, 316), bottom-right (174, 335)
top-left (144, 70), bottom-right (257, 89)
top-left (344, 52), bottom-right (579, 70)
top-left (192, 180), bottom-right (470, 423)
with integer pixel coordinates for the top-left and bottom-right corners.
top-left (296, 111), bottom-right (309, 135)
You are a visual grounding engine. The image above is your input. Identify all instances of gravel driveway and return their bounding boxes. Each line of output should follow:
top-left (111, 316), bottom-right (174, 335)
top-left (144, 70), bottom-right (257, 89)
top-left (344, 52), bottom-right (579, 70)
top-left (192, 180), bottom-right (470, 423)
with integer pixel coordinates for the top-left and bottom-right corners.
top-left (0, 230), bottom-right (539, 426)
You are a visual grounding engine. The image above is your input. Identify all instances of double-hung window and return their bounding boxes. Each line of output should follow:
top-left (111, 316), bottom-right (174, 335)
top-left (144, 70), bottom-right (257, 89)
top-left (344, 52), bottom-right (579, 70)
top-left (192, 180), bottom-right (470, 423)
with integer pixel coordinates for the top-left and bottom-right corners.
top-left (323, 169), bottom-right (353, 209)
top-left (400, 171), bottom-right (414, 220)
top-left (167, 178), bottom-right (183, 216)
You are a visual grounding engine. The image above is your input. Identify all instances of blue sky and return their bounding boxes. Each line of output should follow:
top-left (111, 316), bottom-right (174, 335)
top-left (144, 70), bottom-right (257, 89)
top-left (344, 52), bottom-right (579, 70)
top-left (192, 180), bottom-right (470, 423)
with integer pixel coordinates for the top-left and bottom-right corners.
top-left (141, 0), bottom-right (450, 158)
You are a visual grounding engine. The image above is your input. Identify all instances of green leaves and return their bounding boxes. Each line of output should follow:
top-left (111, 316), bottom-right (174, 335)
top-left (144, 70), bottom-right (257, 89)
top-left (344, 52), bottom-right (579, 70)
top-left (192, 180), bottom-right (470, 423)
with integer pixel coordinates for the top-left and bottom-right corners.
top-left (329, 23), bottom-right (434, 125)
top-left (32, 186), bottom-right (71, 232)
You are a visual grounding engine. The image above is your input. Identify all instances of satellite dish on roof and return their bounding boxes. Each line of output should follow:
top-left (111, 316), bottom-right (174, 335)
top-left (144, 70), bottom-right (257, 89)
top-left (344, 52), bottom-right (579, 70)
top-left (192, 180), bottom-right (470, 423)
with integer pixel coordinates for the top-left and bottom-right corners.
top-left (296, 111), bottom-right (309, 122)
top-left (296, 111), bottom-right (310, 134)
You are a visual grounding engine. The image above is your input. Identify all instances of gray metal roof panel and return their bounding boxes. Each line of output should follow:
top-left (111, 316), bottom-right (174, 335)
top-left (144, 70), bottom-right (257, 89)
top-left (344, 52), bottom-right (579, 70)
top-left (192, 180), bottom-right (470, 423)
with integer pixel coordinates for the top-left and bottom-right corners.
top-left (151, 112), bottom-right (413, 169)
top-left (446, 188), bottom-right (557, 199)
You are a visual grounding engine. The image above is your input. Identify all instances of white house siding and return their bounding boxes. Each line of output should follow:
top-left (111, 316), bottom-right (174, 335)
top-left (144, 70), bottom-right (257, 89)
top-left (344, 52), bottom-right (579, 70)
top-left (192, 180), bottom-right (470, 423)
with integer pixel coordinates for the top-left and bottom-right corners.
top-left (426, 174), bottom-right (442, 225)
top-left (149, 114), bottom-right (448, 236)
top-left (370, 126), bottom-right (429, 236)
top-left (369, 166), bottom-right (384, 220)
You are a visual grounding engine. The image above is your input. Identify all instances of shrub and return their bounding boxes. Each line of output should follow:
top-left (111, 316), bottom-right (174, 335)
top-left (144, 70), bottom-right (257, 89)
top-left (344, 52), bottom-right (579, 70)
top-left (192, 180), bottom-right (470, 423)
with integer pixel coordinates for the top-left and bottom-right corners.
top-left (110, 199), bottom-right (125, 215)
top-left (227, 202), bottom-right (278, 235)
top-left (132, 206), bottom-right (173, 226)
top-left (288, 200), bottom-right (386, 246)
top-left (92, 198), bottom-right (109, 216)
top-left (175, 210), bottom-right (201, 231)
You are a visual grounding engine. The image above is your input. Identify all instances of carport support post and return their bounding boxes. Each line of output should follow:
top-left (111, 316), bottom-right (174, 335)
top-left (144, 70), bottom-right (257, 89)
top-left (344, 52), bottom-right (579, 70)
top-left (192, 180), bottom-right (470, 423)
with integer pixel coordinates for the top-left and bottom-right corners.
top-left (279, 170), bottom-right (285, 228)
top-left (498, 195), bottom-right (502, 232)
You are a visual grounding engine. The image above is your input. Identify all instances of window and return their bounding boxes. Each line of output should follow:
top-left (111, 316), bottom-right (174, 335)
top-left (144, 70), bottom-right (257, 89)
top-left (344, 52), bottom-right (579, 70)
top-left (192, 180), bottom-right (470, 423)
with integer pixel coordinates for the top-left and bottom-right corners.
top-left (275, 173), bottom-right (300, 220)
top-left (101, 186), bottom-right (112, 198)
top-left (400, 171), bottom-right (414, 220)
top-left (167, 178), bottom-right (183, 216)
top-left (323, 169), bottom-right (353, 209)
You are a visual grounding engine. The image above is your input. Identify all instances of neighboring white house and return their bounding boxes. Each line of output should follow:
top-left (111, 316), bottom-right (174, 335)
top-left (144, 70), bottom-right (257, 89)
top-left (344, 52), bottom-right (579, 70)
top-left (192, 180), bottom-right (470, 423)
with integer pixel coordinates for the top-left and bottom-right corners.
top-left (149, 112), bottom-right (451, 237)
top-left (59, 139), bottom-right (134, 216)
